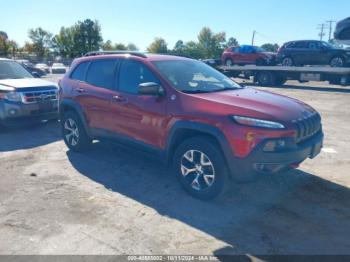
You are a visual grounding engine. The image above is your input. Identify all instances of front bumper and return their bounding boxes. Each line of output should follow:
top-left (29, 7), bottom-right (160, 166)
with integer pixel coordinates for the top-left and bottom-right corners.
top-left (0, 100), bottom-right (58, 126)
top-left (230, 131), bottom-right (324, 176)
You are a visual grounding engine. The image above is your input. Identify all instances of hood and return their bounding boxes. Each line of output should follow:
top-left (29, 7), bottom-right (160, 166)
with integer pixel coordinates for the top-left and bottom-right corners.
top-left (331, 47), bottom-right (349, 52)
top-left (0, 78), bottom-right (58, 90)
top-left (190, 87), bottom-right (315, 122)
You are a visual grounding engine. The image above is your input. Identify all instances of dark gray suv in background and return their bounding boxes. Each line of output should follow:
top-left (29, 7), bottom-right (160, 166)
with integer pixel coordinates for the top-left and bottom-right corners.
top-left (277, 40), bottom-right (350, 67)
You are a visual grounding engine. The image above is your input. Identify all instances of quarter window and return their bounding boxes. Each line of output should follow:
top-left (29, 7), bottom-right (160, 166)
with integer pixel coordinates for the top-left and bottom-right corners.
top-left (118, 60), bottom-right (159, 94)
top-left (86, 59), bottom-right (117, 89)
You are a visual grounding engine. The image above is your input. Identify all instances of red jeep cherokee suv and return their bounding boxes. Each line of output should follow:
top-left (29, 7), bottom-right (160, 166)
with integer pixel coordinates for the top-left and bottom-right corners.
top-left (59, 51), bottom-right (323, 200)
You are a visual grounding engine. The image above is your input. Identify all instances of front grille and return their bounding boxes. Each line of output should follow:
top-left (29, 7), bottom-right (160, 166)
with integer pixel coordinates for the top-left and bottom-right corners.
top-left (20, 89), bottom-right (58, 104)
top-left (293, 113), bottom-right (322, 143)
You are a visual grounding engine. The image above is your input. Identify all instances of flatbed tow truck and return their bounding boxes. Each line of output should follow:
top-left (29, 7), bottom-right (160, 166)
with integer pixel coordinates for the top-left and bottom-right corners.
top-left (216, 18), bottom-right (350, 87)
top-left (216, 65), bottom-right (350, 87)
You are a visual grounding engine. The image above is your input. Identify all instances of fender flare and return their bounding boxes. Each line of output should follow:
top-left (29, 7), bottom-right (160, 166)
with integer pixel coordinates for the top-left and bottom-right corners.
top-left (165, 120), bottom-right (236, 172)
top-left (59, 99), bottom-right (91, 137)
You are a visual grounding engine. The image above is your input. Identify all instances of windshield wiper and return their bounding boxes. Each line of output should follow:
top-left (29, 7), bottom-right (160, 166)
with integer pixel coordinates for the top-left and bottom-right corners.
top-left (213, 87), bottom-right (242, 92)
top-left (182, 90), bottom-right (212, 94)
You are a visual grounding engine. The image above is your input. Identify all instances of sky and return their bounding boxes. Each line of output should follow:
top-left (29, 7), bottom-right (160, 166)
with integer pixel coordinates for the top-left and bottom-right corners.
top-left (1, 0), bottom-right (349, 50)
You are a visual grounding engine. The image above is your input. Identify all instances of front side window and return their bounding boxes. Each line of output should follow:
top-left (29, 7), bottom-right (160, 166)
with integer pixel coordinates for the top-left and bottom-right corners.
top-left (86, 59), bottom-right (117, 89)
top-left (118, 59), bottom-right (159, 94)
top-left (152, 59), bottom-right (241, 94)
top-left (0, 61), bottom-right (33, 80)
top-left (71, 62), bottom-right (89, 81)
top-left (308, 42), bottom-right (320, 49)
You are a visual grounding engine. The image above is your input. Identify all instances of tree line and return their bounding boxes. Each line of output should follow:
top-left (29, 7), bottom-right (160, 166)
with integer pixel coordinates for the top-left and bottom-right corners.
top-left (0, 19), bottom-right (281, 60)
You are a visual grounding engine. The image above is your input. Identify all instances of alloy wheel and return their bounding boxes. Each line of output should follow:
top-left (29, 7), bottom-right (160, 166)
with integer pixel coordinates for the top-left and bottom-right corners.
top-left (225, 59), bottom-right (233, 67)
top-left (330, 57), bottom-right (344, 67)
top-left (180, 150), bottom-right (215, 191)
top-left (282, 57), bottom-right (293, 66)
top-left (64, 118), bottom-right (79, 146)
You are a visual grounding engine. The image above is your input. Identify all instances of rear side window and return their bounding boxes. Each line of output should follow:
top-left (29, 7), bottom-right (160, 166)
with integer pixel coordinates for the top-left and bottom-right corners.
top-left (86, 59), bottom-right (117, 90)
top-left (118, 60), bottom-right (159, 94)
top-left (294, 41), bottom-right (307, 48)
top-left (71, 62), bottom-right (89, 81)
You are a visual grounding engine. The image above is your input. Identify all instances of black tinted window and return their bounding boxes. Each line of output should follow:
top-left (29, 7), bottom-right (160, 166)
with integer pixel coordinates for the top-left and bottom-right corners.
top-left (239, 46), bottom-right (254, 54)
top-left (118, 60), bottom-right (159, 94)
top-left (86, 60), bottom-right (117, 89)
top-left (308, 42), bottom-right (321, 49)
top-left (285, 42), bottom-right (295, 48)
top-left (294, 41), bottom-right (307, 48)
top-left (71, 62), bottom-right (89, 81)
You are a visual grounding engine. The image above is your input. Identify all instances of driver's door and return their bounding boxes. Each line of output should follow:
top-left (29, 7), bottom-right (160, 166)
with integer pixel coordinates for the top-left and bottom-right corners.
top-left (109, 59), bottom-right (168, 149)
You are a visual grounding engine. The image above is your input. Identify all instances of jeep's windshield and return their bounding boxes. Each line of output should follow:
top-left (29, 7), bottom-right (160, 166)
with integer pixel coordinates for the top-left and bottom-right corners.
top-left (152, 59), bottom-right (241, 93)
top-left (0, 60), bottom-right (33, 80)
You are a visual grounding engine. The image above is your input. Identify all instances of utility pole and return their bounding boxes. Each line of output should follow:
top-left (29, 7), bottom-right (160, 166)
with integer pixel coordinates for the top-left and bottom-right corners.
top-left (252, 30), bottom-right (256, 46)
top-left (326, 20), bottom-right (337, 41)
top-left (317, 24), bottom-right (326, 41)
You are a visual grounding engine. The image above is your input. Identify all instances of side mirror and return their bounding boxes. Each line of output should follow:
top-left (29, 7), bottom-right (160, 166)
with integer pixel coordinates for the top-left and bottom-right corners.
top-left (32, 72), bottom-right (40, 78)
top-left (138, 82), bottom-right (165, 96)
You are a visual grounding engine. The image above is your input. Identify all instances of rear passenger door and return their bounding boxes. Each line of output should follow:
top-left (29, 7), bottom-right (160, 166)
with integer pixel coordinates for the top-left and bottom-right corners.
top-left (76, 58), bottom-right (120, 131)
top-left (109, 59), bottom-right (168, 149)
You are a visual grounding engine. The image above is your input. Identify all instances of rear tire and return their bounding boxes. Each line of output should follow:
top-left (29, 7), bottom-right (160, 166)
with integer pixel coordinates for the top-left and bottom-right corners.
top-left (256, 58), bottom-right (267, 66)
top-left (61, 111), bottom-right (92, 152)
top-left (330, 56), bottom-right (345, 67)
top-left (173, 137), bottom-right (229, 200)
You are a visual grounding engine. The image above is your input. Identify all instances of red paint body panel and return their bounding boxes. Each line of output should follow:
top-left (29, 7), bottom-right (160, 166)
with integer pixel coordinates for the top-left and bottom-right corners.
top-left (221, 46), bottom-right (276, 65)
top-left (60, 54), bottom-right (317, 159)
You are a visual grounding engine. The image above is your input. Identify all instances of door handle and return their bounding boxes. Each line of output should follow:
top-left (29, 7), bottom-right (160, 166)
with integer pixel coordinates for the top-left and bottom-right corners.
top-left (112, 95), bottom-right (128, 103)
top-left (76, 87), bottom-right (86, 93)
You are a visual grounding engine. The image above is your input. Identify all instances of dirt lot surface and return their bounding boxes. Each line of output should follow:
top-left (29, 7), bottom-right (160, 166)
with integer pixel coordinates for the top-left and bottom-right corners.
top-left (0, 75), bottom-right (349, 256)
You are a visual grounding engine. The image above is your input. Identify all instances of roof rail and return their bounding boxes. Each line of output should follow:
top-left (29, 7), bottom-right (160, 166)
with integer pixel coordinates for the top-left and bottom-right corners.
top-left (84, 51), bottom-right (148, 58)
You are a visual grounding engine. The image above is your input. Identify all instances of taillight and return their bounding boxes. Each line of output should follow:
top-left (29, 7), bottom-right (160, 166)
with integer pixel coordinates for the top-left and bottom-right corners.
top-left (277, 45), bottom-right (284, 53)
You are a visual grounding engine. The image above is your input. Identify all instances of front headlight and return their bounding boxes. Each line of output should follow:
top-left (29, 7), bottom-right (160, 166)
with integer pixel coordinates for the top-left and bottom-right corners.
top-left (4, 91), bottom-right (22, 102)
top-left (231, 116), bottom-right (285, 129)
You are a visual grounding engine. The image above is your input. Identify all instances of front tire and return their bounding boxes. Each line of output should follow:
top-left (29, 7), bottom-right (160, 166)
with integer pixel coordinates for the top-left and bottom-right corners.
top-left (281, 57), bottom-right (294, 66)
top-left (225, 58), bottom-right (234, 67)
top-left (61, 111), bottom-right (92, 152)
top-left (330, 56), bottom-right (345, 67)
top-left (173, 137), bottom-right (229, 200)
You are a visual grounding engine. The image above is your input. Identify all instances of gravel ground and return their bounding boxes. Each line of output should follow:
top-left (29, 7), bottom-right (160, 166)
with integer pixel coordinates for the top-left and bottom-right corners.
top-left (0, 75), bottom-right (349, 256)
